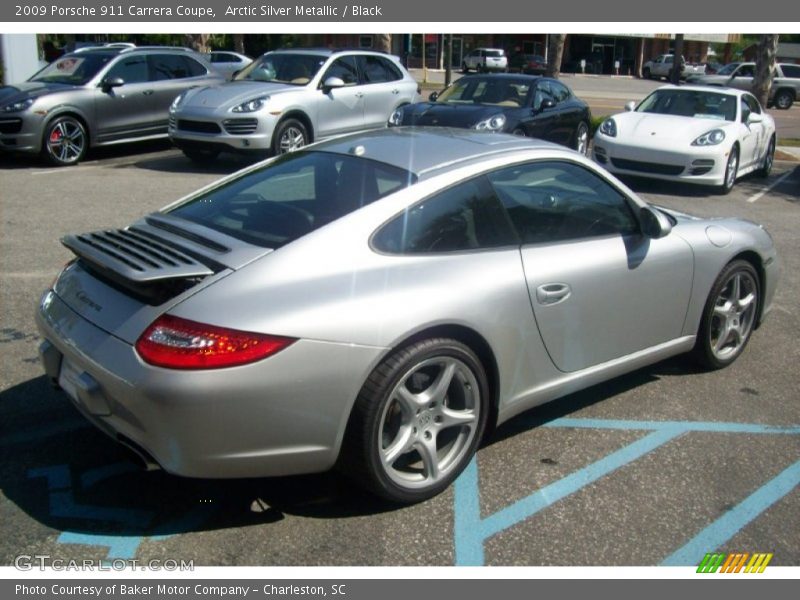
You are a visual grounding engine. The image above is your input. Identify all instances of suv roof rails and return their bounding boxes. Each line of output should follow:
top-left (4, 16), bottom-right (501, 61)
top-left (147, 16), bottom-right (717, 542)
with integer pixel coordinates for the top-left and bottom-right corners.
top-left (119, 45), bottom-right (196, 53)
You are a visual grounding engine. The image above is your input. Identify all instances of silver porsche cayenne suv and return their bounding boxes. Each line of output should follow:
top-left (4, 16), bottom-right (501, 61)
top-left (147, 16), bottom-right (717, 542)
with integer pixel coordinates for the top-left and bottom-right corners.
top-left (167, 48), bottom-right (420, 162)
top-left (0, 46), bottom-right (223, 165)
top-left (37, 128), bottom-right (778, 503)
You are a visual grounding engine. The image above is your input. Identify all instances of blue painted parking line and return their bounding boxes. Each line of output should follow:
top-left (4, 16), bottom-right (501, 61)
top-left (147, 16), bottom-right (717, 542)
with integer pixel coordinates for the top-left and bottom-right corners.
top-left (662, 459), bottom-right (800, 566)
top-left (453, 418), bottom-right (800, 566)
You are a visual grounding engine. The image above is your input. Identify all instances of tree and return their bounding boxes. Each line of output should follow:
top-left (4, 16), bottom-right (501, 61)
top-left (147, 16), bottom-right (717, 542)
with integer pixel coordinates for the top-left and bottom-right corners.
top-left (669, 34), bottom-right (684, 85)
top-left (545, 34), bottom-right (566, 79)
top-left (375, 34), bottom-right (392, 54)
top-left (183, 34), bottom-right (212, 54)
top-left (753, 34), bottom-right (779, 109)
top-left (233, 34), bottom-right (245, 55)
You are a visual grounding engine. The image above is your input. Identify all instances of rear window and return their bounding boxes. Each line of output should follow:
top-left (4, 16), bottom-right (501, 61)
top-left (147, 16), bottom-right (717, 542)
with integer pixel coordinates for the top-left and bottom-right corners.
top-left (484, 50), bottom-right (505, 58)
top-left (781, 65), bottom-right (800, 78)
top-left (167, 151), bottom-right (416, 248)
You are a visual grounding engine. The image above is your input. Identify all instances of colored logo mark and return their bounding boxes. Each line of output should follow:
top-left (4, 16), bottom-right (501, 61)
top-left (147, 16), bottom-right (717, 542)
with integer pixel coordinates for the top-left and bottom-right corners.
top-left (697, 552), bottom-right (773, 573)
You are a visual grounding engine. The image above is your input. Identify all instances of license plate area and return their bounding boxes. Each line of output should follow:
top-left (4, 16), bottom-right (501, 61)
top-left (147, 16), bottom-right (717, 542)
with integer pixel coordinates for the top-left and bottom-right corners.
top-left (58, 358), bottom-right (111, 416)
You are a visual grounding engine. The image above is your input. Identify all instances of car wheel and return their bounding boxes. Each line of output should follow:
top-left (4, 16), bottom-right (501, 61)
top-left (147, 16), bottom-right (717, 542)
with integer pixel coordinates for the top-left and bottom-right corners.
top-left (573, 121), bottom-right (590, 156)
top-left (511, 128), bottom-right (527, 137)
top-left (692, 260), bottom-right (760, 370)
top-left (773, 89), bottom-right (794, 110)
top-left (718, 146), bottom-right (739, 195)
top-left (643, 67), bottom-right (651, 79)
top-left (341, 338), bottom-right (490, 503)
top-left (42, 116), bottom-right (87, 166)
top-left (272, 118), bottom-right (308, 156)
top-left (462, 63), bottom-right (469, 74)
top-left (182, 147), bottom-right (221, 164)
top-left (757, 136), bottom-right (775, 178)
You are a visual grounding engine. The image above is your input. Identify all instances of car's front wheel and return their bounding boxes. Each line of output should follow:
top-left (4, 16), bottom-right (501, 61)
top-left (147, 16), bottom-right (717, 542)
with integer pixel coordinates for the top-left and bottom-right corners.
top-left (272, 118), bottom-right (308, 156)
top-left (574, 121), bottom-right (590, 155)
top-left (462, 63), bottom-right (469, 74)
top-left (718, 145), bottom-right (739, 195)
top-left (42, 115), bottom-right (87, 166)
top-left (692, 260), bottom-right (760, 370)
top-left (341, 338), bottom-right (490, 503)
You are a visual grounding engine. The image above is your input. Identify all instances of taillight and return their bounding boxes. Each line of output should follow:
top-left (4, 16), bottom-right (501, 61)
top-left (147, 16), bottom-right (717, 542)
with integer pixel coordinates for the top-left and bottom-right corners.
top-left (135, 314), bottom-right (295, 370)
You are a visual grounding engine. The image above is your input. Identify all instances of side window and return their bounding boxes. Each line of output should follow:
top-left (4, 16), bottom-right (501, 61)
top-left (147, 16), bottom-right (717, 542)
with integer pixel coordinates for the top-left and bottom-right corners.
top-left (182, 56), bottom-right (208, 77)
top-left (487, 161), bottom-right (639, 244)
top-left (323, 56), bottom-right (359, 86)
top-left (148, 54), bottom-right (191, 80)
top-left (737, 65), bottom-right (755, 77)
top-left (372, 177), bottom-right (517, 254)
top-left (358, 55), bottom-right (400, 83)
top-left (211, 53), bottom-right (234, 64)
top-left (533, 82), bottom-right (556, 110)
top-left (550, 81), bottom-right (571, 103)
top-left (744, 94), bottom-right (761, 114)
top-left (105, 56), bottom-right (148, 84)
top-left (780, 65), bottom-right (800, 78)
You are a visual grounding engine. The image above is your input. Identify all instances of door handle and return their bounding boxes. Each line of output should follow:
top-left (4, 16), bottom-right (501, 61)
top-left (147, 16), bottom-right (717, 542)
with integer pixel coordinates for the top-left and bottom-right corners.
top-left (392, 89), bottom-right (400, 94)
top-left (142, 90), bottom-right (155, 96)
top-left (355, 92), bottom-right (365, 98)
top-left (535, 283), bottom-right (571, 305)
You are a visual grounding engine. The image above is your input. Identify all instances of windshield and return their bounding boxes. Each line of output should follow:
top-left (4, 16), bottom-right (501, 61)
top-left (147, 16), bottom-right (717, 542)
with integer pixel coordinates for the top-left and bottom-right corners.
top-left (636, 89), bottom-right (736, 121)
top-left (233, 53), bottom-right (326, 85)
top-left (167, 151), bottom-right (416, 248)
top-left (716, 63), bottom-right (740, 76)
top-left (30, 54), bottom-right (114, 85)
top-left (436, 77), bottom-right (531, 106)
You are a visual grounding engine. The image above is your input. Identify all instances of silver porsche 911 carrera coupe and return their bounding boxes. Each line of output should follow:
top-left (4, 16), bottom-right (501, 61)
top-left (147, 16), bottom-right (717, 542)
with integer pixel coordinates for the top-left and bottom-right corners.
top-left (37, 128), bottom-right (778, 503)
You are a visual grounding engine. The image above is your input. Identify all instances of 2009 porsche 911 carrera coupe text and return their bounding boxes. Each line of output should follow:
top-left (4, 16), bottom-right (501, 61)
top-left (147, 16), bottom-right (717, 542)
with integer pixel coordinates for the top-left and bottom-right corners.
top-left (37, 128), bottom-right (779, 503)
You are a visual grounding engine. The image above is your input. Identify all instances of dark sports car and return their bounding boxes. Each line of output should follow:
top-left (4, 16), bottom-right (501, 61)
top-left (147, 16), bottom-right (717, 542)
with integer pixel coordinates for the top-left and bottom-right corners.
top-left (389, 74), bottom-right (592, 155)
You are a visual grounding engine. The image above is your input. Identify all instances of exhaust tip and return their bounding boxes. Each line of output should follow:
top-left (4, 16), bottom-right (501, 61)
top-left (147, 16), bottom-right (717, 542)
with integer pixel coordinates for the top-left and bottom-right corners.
top-left (117, 435), bottom-right (162, 472)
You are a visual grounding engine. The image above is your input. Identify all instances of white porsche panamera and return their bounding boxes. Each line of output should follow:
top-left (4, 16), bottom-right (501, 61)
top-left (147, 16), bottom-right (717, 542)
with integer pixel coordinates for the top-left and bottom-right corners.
top-left (593, 86), bottom-right (776, 194)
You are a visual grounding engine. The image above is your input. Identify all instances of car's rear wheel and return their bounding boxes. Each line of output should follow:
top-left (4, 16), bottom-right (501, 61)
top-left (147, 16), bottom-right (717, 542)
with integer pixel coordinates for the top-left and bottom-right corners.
top-left (462, 63), bottom-right (469, 74)
top-left (692, 260), bottom-right (760, 370)
top-left (643, 67), bottom-right (651, 79)
top-left (182, 147), bottom-right (221, 164)
top-left (757, 136), bottom-right (775, 178)
top-left (574, 121), bottom-right (590, 155)
top-left (42, 115), bottom-right (87, 166)
top-left (718, 146), bottom-right (739, 194)
top-left (341, 338), bottom-right (489, 503)
top-left (272, 118), bottom-right (308, 156)
top-left (773, 89), bottom-right (794, 110)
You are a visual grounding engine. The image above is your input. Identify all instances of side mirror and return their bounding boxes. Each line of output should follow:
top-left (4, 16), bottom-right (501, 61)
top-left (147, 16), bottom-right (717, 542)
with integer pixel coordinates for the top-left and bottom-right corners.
top-left (748, 112), bottom-right (764, 124)
top-left (624, 100), bottom-right (636, 112)
top-left (101, 76), bottom-right (124, 92)
top-left (428, 91), bottom-right (439, 102)
top-left (639, 206), bottom-right (672, 239)
top-left (322, 77), bottom-right (345, 93)
top-left (540, 98), bottom-right (556, 111)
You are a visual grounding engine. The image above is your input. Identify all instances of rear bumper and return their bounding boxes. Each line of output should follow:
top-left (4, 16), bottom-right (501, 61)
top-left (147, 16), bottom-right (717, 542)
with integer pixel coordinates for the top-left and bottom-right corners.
top-left (36, 290), bottom-right (384, 478)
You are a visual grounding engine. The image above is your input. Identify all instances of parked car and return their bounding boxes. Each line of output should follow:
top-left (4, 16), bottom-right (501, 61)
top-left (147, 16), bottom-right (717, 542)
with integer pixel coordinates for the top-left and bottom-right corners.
top-left (686, 62), bottom-right (800, 109)
top-left (0, 46), bottom-right (223, 166)
top-left (389, 74), bottom-right (592, 155)
top-left (168, 48), bottom-right (420, 162)
top-left (462, 48), bottom-right (508, 73)
top-left (37, 128), bottom-right (778, 503)
top-left (508, 53), bottom-right (547, 75)
top-left (593, 86), bottom-right (776, 194)
top-left (643, 54), bottom-right (706, 80)
top-left (205, 50), bottom-right (253, 80)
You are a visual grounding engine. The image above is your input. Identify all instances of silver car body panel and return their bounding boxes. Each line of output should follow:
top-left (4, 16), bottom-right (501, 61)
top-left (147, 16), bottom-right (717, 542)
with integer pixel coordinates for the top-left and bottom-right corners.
top-left (37, 129), bottom-right (779, 479)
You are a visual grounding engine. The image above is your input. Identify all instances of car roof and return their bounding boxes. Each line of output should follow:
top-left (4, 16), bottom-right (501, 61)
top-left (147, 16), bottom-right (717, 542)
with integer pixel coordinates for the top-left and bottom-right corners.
top-left (263, 47), bottom-right (390, 57)
top-left (309, 127), bottom-right (564, 179)
top-left (656, 84), bottom-right (747, 96)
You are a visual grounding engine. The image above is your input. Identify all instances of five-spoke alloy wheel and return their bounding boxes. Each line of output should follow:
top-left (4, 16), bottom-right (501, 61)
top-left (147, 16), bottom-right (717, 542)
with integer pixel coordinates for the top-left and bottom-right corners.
top-left (342, 338), bottom-right (489, 503)
top-left (272, 119), bottom-right (308, 156)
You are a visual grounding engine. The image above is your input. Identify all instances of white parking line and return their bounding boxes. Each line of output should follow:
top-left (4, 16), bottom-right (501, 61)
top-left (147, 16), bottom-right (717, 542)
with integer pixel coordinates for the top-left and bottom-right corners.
top-left (747, 169), bottom-right (796, 203)
top-left (31, 165), bottom-right (98, 176)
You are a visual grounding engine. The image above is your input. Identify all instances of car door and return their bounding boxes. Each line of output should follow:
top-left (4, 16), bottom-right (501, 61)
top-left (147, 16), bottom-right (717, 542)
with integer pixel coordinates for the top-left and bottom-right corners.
top-left (487, 160), bottom-right (694, 373)
top-left (147, 53), bottom-right (213, 128)
top-left (738, 94), bottom-right (766, 169)
top-left (728, 64), bottom-right (755, 92)
top-left (315, 55), bottom-right (366, 138)
top-left (356, 55), bottom-right (406, 127)
top-left (520, 82), bottom-right (561, 143)
top-left (93, 54), bottom-right (156, 143)
top-left (545, 80), bottom-right (577, 146)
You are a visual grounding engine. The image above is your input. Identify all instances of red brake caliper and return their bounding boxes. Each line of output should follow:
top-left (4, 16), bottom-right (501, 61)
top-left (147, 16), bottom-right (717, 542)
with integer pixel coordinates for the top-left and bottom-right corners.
top-left (49, 129), bottom-right (62, 143)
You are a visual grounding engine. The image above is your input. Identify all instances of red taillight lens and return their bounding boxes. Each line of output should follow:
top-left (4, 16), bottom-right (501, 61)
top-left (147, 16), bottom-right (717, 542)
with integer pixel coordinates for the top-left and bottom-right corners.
top-left (135, 315), bottom-right (295, 370)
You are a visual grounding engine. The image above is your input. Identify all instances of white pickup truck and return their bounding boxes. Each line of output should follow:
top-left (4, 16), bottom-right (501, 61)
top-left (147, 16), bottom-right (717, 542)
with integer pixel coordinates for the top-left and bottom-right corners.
top-left (643, 54), bottom-right (706, 80)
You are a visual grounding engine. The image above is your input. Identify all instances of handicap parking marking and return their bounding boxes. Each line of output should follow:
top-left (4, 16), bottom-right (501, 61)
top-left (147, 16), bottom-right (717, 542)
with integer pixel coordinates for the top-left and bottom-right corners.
top-left (453, 418), bottom-right (800, 566)
top-left (27, 462), bottom-right (216, 560)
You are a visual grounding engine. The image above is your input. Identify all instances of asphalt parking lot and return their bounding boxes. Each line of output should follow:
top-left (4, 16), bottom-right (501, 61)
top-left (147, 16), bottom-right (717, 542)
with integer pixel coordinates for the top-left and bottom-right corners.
top-left (1, 142), bottom-right (799, 567)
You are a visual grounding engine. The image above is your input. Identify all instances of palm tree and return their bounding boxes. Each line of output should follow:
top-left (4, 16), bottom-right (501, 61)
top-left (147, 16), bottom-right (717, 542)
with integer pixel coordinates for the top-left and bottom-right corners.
top-left (545, 35), bottom-right (566, 79)
top-left (753, 34), bottom-right (779, 109)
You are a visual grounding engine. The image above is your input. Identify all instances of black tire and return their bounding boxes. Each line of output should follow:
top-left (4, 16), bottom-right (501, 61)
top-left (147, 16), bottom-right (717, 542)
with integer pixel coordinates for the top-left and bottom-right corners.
top-left (573, 121), bottom-right (590, 156)
top-left (41, 115), bottom-right (88, 166)
top-left (718, 145), bottom-right (739, 195)
top-left (182, 147), bottom-right (221, 164)
top-left (462, 63), bottom-right (469, 74)
top-left (643, 67), bottom-right (651, 80)
top-left (339, 338), bottom-right (490, 504)
top-left (757, 136), bottom-right (775, 178)
top-left (511, 128), bottom-right (527, 137)
top-left (271, 118), bottom-right (308, 156)
top-left (692, 260), bottom-right (760, 370)
top-left (773, 89), bottom-right (794, 110)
